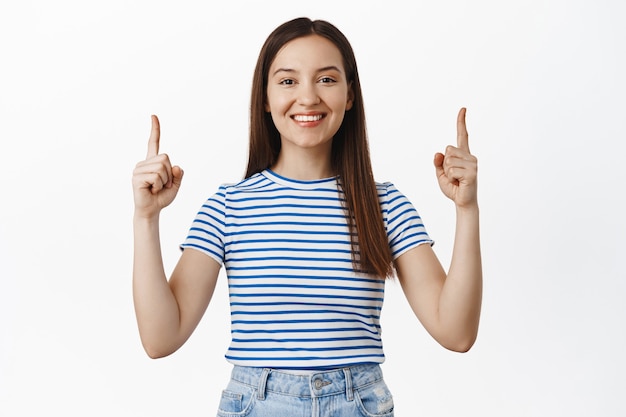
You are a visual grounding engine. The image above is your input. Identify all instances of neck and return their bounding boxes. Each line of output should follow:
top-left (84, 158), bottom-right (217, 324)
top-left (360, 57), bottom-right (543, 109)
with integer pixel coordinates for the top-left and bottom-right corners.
top-left (271, 159), bottom-right (334, 180)
top-left (272, 146), bottom-right (333, 181)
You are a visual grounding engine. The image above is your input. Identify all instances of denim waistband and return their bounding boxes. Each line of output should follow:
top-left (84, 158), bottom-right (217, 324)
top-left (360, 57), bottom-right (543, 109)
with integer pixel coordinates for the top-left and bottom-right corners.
top-left (230, 363), bottom-right (384, 399)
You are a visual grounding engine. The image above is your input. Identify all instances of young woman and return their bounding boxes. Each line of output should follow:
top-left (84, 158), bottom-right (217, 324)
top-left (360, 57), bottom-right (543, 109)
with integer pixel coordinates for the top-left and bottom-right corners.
top-left (132, 17), bottom-right (481, 417)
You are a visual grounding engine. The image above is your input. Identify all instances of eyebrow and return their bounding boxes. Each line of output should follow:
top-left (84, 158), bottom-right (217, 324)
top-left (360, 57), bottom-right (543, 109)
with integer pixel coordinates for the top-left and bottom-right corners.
top-left (271, 65), bottom-right (343, 77)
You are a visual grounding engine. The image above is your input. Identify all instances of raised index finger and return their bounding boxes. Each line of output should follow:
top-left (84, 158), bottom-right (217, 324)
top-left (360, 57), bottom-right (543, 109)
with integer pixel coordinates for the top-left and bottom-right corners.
top-left (456, 107), bottom-right (470, 152)
top-left (146, 114), bottom-right (160, 159)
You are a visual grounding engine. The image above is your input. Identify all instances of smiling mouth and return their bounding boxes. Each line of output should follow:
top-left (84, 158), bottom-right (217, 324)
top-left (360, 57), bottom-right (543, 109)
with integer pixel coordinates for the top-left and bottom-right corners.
top-left (292, 114), bottom-right (324, 122)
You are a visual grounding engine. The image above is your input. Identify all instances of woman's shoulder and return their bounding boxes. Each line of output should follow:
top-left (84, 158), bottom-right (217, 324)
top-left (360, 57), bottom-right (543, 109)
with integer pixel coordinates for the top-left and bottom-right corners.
top-left (217, 171), bottom-right (268, 192)
top-left (375, 180), bottom-right (402, 199)
top-left (375, 180), bottom-right (421, 213)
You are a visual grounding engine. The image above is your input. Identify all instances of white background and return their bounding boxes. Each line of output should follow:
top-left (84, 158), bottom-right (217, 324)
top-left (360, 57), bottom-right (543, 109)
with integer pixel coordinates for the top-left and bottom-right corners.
top-left (1, 1), bottom-right (625, 416)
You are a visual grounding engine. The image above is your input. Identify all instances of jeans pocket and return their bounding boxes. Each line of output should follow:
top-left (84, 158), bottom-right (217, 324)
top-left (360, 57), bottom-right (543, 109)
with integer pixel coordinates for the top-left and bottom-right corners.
top-left (216, 380), bottom-right (256, 417)
top-left (354, 379), bottom-right (395, 417)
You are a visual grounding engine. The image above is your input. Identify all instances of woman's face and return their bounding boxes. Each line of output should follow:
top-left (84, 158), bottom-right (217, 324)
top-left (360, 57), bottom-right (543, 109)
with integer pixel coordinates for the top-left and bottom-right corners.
top-left (265, 35), bottom-right (353, 155)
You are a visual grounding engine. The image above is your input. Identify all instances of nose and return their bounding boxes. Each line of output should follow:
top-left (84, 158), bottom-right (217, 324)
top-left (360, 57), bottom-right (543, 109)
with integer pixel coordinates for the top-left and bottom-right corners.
top-left (296, 82), bottom-right (321, 106)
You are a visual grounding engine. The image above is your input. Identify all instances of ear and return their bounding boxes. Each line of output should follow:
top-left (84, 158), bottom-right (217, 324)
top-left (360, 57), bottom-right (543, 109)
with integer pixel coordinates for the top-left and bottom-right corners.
top-left (345, 82), bottom-right (354, 111)
top-left (264, 101), bottom-right (271, 112)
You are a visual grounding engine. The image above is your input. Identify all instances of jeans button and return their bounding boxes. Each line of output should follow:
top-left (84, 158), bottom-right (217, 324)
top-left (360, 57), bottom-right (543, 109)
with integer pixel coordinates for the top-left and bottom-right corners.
top-left (314, 379), bottom-right (323, 389)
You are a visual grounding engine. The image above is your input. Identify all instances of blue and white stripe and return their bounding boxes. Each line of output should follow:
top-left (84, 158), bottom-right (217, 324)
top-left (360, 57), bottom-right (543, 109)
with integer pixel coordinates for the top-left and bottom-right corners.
top-left (181, 169), bottom-right (432, 369)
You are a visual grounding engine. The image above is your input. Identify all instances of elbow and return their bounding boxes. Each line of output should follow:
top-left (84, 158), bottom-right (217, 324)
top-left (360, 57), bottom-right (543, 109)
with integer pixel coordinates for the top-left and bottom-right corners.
top-left (145, 347), bottom-right (170, 359)
top-left (137, 327), bottom-right (181, 359)
top-left (438, 331), bottom-right (478, 353)
top-left (436, 316), bottom-right (480, 353)
top-left (443, 338), bottom-right (475, 353)
top-left (141, 340), bottom-right (176, 359)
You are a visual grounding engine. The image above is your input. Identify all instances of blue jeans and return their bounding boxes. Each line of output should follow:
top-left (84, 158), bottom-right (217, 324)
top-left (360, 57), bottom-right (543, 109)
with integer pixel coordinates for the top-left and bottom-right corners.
top-left (216, 363), bottom-right (395, 417)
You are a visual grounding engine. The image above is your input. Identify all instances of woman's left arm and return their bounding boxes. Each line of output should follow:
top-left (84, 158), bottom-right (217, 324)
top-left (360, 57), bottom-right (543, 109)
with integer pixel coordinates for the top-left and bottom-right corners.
top-left (395, 107), bottom-right (482, 352)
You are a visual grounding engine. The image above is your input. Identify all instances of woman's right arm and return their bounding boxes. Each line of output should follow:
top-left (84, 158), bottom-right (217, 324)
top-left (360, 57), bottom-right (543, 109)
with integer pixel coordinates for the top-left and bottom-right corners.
top-left (131, 115), bottom-right (220, 359)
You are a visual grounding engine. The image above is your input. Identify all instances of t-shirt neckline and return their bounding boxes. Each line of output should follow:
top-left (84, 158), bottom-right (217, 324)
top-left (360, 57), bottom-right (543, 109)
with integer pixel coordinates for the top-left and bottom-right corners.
top-left (262, 169), bottom-right (338, 190)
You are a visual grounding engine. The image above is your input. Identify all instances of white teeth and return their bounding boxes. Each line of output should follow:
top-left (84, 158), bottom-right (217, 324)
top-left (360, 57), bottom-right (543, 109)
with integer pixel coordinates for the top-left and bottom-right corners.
top-left (293, 114), bottom-right (323, 122)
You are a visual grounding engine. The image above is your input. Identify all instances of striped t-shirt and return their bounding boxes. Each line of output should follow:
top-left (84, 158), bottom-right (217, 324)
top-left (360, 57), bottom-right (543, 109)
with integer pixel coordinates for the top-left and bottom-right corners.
top-left (181, 169), bottom-right (432, 369)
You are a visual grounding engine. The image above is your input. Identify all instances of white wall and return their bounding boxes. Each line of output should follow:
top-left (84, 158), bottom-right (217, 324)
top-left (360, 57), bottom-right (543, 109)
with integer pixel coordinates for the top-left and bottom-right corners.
top-left (1, 1), bottom-right (624, 416)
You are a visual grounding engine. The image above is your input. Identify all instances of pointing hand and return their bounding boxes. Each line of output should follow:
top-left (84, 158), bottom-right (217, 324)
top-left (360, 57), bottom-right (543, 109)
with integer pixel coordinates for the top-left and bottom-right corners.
top-left (433, 108), bottom-right (478, 208)
top-left (132, 115), bottom-right (184, 219)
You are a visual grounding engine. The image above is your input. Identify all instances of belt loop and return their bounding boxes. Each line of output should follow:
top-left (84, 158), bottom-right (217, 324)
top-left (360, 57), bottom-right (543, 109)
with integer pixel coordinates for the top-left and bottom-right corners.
top-left (257, 368), bottom-right (271, 401)
top-left (343, 367), bottom-right (354, 401)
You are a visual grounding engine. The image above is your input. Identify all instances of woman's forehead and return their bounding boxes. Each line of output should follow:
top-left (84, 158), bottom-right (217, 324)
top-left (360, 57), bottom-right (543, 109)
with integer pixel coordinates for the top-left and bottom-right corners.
top-left (270, 35), bottom-right (344, 73)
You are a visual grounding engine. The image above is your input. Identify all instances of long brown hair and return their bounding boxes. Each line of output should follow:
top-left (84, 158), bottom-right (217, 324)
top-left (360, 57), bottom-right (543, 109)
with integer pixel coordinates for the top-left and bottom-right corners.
top-left (245, 17), bottom-right (393, 278)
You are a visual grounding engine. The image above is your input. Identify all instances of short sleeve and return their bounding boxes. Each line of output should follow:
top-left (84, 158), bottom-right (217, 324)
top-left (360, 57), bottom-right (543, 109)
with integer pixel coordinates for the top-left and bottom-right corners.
top-left (380, 182), bottom-right (434, 259)
top-left (179, 184), bottom-right (228, 265)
